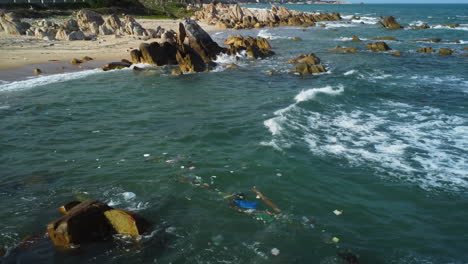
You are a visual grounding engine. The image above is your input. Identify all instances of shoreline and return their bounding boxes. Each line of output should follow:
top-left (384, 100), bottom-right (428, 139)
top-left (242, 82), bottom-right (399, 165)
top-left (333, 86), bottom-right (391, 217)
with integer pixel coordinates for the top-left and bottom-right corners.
top-left (0, 19), bottom-right (221, 81)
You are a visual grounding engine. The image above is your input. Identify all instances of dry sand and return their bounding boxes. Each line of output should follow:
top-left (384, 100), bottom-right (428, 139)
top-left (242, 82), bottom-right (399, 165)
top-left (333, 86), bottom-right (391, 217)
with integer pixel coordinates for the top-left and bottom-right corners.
top-left (0, 19), bottom-right (221, 80)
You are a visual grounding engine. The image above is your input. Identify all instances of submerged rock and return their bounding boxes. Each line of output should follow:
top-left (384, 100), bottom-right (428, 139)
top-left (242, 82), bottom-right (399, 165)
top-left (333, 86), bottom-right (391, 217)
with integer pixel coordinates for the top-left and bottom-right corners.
top-left (291, 37), bottom-right (302, 41)
top-left (412, 23), bottom-right (430, 30)
top-left (366, 42), bottom-right (391, 52)
top-left (389, 51), bottom-right (402, 56)
top-left (371, 36), bottom-right (398, 41)
top-left (378, 16), bottom-right (403, 30)
top-left (330, 46), bottom-right (358, 53)
top-left (350, 35), bottom-right (361, 42)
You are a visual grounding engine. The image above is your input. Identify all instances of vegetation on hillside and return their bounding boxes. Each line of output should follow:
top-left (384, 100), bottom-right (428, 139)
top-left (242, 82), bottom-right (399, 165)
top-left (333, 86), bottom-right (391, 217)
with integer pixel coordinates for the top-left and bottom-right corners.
top-left (0, 0), bottom-right (197, 19)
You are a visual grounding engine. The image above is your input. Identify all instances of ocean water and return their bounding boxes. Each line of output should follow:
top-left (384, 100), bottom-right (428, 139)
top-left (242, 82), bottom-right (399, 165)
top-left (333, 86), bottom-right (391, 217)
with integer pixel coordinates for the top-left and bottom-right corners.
top-left (1, 4), bottom-right (468, 264)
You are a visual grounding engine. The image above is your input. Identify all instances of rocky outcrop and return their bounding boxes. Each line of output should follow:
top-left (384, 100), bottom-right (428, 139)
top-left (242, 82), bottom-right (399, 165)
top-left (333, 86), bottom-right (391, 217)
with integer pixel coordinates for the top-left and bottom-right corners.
top-left (76, 9), bottom-right (104, 32)
top-left (389, 51), bottom-right (402, 56)
top-left (288, 53), bottom-right (327, 75)
top-left (416, 47), bottom-right (435, 53)
top-left (330, 46), bottom-right (358, 53)
top-left (366, 42), bottom-right (391, 52)
top-left (194, 3), bottom-right (341, 29)
top-left (438, 48), bottom-right (453, 56)
top-left (224, 35), bottom-right (274, 59)
top-left (47, 200), bottom-right (149, 248)
top-left (183, 18), bottom-right (226, 61)
top-left (378, 16), bottom-right (403, 30)
top-left (0, 10), bottom-right (30, 35)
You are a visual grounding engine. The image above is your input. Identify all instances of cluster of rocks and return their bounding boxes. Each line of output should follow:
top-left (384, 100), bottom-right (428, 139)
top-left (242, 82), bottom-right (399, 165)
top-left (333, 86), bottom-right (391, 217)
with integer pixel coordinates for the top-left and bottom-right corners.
top-left (108, 19), bottom-right (273, 74)
top-left (224, 35), bottom-right (274, 59)
top-left (288, 53), bottom-right (327, 75)
top-left (194, 3), bottom-right (341, 29)
top-left (1, 9), bottom-right (173, 41)
top-left (417, 47), bottom-right (454, 56)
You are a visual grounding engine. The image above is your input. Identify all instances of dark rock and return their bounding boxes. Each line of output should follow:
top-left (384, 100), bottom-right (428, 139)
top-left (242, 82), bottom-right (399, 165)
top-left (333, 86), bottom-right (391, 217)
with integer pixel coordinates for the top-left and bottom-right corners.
top-left (442, 23), bottom-right (459, 28)
top-left (58, 201), bottom-right (81, 215)
top-left (389, 51), bottom-right (402, 56)
top-left (130, 49), bottom-right (142, 64)
top-left (351, 35), bottom-right (361, 42)
top-left (121, 59), bottom-right (132, 65)
top-left (412, 23), bottom-right (430, 30)
top-left (33, 68), bottom-right (42, 75)
top-left (291, 37), bottom-right (302, 41)
top-left (171, 68), bottom-right (183, 75)
top-left (81, 56), bottom-right (93, 62)
top-left (71, 58), bottom-right (82, 65)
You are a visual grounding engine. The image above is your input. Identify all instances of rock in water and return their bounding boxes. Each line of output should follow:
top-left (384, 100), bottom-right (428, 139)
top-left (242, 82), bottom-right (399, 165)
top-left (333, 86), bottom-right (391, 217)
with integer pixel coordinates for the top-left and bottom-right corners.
top-left (176, 47), bottom-right (207, 73)
top-left (371, 36), bottom-right (398, 41)
top-left (389, 51), bottom-right (402, 56)
top-left (47, 201), bottom-right (115, 248)
top-left (330, 46), bottom-right (358, 53)
top-left (417, 47), bottom-right (435, 53)
top-left (224, 35), bottom-right (274, 58)
top-left (182, 18), bottom-right (226, 62)
top-left (289, 53), bottom-right (327, 75)
top-left (71, 58), bottom-right (82, 65)
top-left (438, 48), bottom-right (453, 56)
top-left (378, 16), bottom-right (403, 30)
top-left (351, 35), bottom-right (361, 42)
top-left (33, 68), bottom-right (42, 75)
top-left (366, 42), bottom-right (391, 52)
top-left (102, 61), bottom-right (132, 71)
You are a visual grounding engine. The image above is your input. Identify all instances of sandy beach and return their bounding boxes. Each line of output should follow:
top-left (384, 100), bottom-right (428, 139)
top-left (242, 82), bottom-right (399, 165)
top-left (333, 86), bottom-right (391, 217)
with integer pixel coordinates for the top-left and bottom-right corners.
top-left (0, 19), bottom-right (220, 80)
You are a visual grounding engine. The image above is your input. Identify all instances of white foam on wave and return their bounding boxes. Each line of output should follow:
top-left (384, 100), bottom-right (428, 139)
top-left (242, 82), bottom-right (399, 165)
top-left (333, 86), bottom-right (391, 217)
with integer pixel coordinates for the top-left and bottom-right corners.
top-left (432, 24), bottom-right (468, 31)
top-left (263, 85), bottom-right (344, 138)
top-left (212, 51), bottom-right (247, 72)
top-left (0, 69), bottom-right (101, 93)
top-left (257, 29), bottom-right (287, 40)
top-left (410, 20), bottom-right (427, 26)
top-left (344, 70), bottom-right (357, 76)
top-left (318, 22), bottom-right (357, 28)
top-left (304, 102), bottom-right (468, 191)
top-left (351, 16), bottom-right (379, 25)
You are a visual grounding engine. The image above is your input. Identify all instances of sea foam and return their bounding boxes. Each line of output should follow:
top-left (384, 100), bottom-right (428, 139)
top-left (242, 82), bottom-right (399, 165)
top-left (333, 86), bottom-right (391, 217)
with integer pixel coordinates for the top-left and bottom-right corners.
top-left (0, 69), bottom-right (101, 93)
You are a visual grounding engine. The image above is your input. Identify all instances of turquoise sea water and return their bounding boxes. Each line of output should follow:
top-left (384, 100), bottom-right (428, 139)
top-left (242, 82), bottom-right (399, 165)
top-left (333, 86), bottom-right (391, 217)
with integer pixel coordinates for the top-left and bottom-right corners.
top-left (1, 4), bottom-right (468, 264)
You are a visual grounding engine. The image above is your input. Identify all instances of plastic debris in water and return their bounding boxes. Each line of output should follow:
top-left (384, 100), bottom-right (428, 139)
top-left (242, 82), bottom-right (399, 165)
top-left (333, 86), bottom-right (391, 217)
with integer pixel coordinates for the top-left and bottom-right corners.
top-left (180, 166), bottom-right (185, 169)
top-left (122, 192), bottom-right (136, 200)
top-left (332, 237), bottom-right (340, 243)
top-left (333, 210), bottom-right (343, 216)
top-left (234, 200), bottom-right (258, 209)
top-left (276, 173), bottom-right (282, 177)
top-left (189, 166), bottom-right (196, 170)
top-left (271, 248), bottom-right (280, 256)
top-left (144, 154), bottom-right (150, 157)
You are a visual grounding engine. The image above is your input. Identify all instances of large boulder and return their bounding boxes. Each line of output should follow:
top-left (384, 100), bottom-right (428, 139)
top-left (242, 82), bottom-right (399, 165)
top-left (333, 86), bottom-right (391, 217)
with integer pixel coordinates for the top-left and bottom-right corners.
top-left (67, 31), bottom-right (85, 41)
top-left (378, 16), bottom-right (403, 30)
top-left (366, 42), bottom-right (391, 52)
top-left (104, 14), bottom-right (121, 31)
top-left (183, 18), bottom-right (226, 62)
top-left (47, 200), bottom-right (149, 248)
top-left (102, 61), bottom-right (132, 71)
top-left (63, 18), bottom-right (79, 32)
top-left (76, 9), bottom-right (104, 32)
top-left (139, 41), bottom-right (178, 66)
top-left (288, 53), bottom-right (321, 64)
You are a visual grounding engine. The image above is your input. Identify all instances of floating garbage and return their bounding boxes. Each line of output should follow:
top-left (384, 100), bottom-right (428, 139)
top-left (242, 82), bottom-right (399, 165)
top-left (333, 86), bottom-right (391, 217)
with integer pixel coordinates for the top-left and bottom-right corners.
top-left (234, 200), bottom-right (258, 210)
top-left (333, 210), bottom-right (343, 216)
top-left (143, 154), bottom-right (150, 157)
top-left (271, 247), bottom-right (280, 256)
top-left (122, 192), bottom-right (136, 200)
top-left (276, 173), bottom-right (282, 177)
top-left (332, 237), bottom-right (340, 243)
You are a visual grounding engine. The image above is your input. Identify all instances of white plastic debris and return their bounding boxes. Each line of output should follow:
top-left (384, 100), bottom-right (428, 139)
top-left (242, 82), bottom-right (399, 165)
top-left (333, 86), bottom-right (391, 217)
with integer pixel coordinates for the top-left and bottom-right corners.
top-left (144, 154), bottom-right (150, 157)
top-left (181, 166), bottom-right (185, 169)
top-left (271, 248), bottom-right (280, 256)
top-left (189, 166), bottom-right (196, 170)
top-left (256, 195), bottom-right (261, 199)
top-left (276, 173), bottom-right (282, 177)
top-left (122, 192), bottom-right (136, 200)
top-left (333, 210), bottom-right (343, 216)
